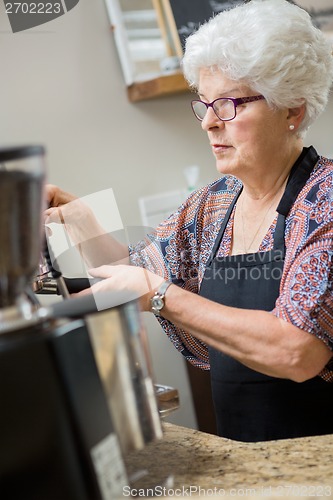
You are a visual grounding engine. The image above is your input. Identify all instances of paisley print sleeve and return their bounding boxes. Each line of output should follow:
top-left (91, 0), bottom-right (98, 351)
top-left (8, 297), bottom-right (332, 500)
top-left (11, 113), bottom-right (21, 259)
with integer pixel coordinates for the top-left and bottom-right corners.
top-left (274, 158), bottom-right (333, 381)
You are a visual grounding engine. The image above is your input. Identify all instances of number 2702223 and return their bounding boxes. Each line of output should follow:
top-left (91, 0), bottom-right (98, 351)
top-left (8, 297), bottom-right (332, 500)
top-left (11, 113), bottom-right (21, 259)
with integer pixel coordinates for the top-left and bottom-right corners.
top-left (5, 3), bottom-right (62, 14)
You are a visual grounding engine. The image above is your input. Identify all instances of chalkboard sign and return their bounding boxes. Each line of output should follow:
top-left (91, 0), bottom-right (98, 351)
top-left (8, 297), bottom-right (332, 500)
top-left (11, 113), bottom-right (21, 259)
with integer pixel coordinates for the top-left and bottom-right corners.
top-left (160, 0), bottom-right (333, 58)
top-left (162, 0), bottom-right (244, 56)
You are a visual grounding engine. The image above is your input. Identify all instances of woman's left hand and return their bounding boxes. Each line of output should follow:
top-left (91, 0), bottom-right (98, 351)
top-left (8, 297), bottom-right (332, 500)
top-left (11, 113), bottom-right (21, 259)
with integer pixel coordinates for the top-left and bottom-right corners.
top-left (78, 264), bottom-right (165, 312)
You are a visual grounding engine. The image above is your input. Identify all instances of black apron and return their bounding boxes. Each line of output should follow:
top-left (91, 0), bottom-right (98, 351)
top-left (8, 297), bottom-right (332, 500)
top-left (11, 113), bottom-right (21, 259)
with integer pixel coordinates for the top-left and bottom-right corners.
top-left (199, 147), bottom-right (333, 442)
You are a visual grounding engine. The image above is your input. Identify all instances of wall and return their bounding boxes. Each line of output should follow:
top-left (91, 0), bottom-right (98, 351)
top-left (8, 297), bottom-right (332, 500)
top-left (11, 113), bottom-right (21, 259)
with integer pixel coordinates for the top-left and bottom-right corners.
top-left (0, 0), bottom-right (217, 223)
top-left (1, 0), bottom-right (332, 429)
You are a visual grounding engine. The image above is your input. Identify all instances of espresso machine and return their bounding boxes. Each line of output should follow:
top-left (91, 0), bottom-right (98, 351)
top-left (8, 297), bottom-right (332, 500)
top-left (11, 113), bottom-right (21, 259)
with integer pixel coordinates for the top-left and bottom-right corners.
top-left (0, 146), bottom-right (175, 500)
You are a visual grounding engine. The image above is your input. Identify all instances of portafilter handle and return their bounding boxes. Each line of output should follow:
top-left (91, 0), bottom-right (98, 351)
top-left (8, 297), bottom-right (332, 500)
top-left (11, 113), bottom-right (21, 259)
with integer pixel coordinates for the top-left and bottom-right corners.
top-left (38, 289), bottom-right (140, 321)
top-left (46, 294), bottom-right (99, 319)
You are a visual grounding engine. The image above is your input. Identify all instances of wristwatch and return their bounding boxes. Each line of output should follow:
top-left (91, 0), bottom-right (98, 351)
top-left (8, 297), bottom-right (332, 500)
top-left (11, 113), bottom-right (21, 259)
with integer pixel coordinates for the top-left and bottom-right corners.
top-left (150, 281), bottom-right (172, 316)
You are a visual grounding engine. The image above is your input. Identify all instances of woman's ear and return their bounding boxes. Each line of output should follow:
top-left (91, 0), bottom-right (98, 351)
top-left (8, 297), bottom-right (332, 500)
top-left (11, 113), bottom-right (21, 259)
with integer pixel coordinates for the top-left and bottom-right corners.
top-left (287, 103), bottom-right (306, 131)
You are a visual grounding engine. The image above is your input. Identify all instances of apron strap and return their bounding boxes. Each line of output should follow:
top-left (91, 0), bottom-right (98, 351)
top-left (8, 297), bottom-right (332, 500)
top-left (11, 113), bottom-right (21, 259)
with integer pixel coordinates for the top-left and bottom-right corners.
top-left (206, 188), bottom-right (242, 266)
top-left (273, 213), bottom-right (286, 252)
top-left (277, 146), bottom-right (319, 216)
top-left (273, 146), bottom-right (318, 252)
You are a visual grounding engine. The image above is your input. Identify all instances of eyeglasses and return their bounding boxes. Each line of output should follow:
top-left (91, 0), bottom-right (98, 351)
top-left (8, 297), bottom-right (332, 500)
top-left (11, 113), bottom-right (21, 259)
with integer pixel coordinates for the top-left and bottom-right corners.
top-left (191, 95), bottom-right (265, 122)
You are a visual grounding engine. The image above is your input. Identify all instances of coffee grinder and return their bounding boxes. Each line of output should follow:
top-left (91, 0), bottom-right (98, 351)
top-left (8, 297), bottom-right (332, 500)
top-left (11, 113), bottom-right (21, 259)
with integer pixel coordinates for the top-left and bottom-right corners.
top-left (0, 146), bottom-right (130, 500)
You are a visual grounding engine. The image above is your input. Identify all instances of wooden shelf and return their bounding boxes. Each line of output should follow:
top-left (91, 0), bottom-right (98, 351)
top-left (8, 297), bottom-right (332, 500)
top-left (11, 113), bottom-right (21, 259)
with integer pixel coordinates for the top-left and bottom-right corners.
top-left (127, 71), bottom-right (190, 102)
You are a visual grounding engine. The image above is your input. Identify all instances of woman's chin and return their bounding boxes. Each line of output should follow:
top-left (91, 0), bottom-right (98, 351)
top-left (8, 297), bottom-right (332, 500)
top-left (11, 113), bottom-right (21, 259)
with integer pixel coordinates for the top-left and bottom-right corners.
top-left (215, 158), bottom-right (238, 176)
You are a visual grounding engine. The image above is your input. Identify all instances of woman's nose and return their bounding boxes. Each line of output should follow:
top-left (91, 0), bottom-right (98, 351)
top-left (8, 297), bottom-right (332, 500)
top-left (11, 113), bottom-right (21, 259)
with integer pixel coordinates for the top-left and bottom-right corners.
top-left (201, 107), bottom-right (224, 131)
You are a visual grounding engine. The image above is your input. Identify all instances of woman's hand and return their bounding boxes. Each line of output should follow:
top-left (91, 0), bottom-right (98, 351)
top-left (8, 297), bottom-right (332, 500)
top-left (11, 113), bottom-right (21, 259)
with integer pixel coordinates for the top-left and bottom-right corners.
top-left (44, 184), bottom-right (106, 251)
top-left (78, 264), bottom-right (165, 312)
top-left (43, 184), bottom-right (129, 269)
top-left (44, 184), bottom-right (93, 227)
top-left (46, 184), bottom-right (77, 207)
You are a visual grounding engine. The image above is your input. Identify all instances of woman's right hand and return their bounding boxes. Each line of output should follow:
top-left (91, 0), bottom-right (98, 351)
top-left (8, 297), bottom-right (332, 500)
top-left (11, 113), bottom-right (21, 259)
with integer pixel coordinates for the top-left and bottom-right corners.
top-left (43, 185), bottom-right (119, 267)
top-left (44, 184), bottom-right (94, 228)
top-left (43, 184), bottom-right (130, 268)
top-left (46, 184), bottom-right (78, 208)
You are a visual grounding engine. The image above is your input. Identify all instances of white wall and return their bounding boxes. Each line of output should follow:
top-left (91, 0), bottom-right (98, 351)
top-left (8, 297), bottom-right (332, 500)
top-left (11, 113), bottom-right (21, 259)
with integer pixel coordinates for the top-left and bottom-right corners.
top-left (1, 0), bottom-right (332, 429)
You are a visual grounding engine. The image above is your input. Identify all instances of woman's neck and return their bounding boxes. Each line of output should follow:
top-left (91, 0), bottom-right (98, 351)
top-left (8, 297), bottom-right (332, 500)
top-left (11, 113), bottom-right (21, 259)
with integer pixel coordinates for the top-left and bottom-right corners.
top-left (230, 144), bottom-right (304, 255)
top-left (239, 143), bottom-right (303, 201)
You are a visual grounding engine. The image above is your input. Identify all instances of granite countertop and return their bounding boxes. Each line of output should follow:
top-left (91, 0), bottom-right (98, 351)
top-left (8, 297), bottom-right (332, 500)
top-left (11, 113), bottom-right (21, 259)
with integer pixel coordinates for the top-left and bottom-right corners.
top-left (124, 423), bottom-right (333, 498)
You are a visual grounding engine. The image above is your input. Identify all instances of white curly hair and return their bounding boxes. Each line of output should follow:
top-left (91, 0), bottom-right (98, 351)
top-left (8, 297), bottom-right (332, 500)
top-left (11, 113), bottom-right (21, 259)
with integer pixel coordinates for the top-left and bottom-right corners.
top-left (182, 0), bottom-right (333, 135)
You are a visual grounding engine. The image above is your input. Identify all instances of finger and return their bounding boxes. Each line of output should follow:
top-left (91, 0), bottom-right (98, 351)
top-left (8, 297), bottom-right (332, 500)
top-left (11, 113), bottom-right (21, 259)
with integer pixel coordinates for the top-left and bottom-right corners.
top-left (88, 266), bottom-right (114, 278)
top-left (45, 184), bottom-right (77, 206)
top-left (45, 184), bottom-right (58, 204)
top-left (44, 207), bottom-right (65, 225)
top-left (44, 225), bottom-right (53, 237)
top-left (44, 207), bottom-right (59, 218)
top-left (76, 287), bottom-right (93, 297)
top-left (44, 207), bottom-right (54, 217)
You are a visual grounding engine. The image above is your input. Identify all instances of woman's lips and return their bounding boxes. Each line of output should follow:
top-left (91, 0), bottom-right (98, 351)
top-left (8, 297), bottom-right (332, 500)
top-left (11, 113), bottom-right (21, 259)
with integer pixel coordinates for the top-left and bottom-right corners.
top-left (211, 144), bottom-right (232, 154)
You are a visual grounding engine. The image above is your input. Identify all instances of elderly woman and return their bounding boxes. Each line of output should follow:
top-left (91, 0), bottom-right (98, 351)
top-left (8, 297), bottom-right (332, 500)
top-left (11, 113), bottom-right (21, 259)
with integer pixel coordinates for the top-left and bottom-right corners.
top-left (46, 0), bottom-right (333, 441)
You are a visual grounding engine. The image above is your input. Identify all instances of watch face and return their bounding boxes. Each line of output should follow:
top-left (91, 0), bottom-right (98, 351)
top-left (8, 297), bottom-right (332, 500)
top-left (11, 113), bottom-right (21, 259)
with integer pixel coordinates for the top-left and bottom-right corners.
top-left (152, 297), bottom-right (163, 310)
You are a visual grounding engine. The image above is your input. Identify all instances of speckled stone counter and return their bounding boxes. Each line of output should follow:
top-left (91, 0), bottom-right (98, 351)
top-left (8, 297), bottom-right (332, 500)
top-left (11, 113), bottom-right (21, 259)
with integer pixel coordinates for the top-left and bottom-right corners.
top-left (124, 423), bottom-right (333, 497)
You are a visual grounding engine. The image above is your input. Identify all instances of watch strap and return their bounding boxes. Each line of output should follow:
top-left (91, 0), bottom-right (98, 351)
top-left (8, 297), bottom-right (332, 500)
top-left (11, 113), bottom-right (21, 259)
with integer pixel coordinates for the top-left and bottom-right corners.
top-left (157, 280), bottom-right (172, 297)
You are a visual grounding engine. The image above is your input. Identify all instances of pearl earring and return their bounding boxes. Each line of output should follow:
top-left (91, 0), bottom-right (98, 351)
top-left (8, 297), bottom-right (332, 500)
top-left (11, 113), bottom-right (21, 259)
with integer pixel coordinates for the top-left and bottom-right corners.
top-left (289, 124), bottom-right (295, 130)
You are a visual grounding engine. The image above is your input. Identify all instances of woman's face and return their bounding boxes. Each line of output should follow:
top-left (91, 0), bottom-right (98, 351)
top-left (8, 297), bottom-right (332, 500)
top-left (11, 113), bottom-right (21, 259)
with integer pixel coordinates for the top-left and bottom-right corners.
top-left (197, 68), bottom-right (292, 179)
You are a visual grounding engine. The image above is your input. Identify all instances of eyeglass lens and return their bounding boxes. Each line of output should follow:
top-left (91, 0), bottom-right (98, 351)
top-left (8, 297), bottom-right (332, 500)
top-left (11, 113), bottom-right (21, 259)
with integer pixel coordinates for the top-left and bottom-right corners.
top-left (192, 99), bottom-right (236, 121)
